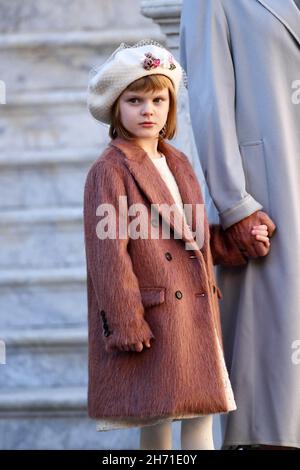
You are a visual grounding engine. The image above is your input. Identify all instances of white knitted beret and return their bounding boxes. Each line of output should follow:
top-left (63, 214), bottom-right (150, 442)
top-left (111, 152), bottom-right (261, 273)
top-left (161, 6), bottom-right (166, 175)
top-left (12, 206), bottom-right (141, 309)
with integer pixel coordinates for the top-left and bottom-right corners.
top-left (87, 40), bottom-right (185, 124)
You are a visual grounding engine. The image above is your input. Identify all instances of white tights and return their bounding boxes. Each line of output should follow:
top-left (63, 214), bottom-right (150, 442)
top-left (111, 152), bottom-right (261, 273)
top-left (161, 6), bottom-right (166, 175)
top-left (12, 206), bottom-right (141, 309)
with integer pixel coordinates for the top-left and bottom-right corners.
top-left (140, 415), bottom-right (214, 450)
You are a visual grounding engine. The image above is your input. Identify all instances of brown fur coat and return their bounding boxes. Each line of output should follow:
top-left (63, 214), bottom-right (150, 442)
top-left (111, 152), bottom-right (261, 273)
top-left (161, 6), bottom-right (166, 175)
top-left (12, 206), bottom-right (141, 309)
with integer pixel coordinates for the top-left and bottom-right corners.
top-left (83, 137), bottom-right (246, 420)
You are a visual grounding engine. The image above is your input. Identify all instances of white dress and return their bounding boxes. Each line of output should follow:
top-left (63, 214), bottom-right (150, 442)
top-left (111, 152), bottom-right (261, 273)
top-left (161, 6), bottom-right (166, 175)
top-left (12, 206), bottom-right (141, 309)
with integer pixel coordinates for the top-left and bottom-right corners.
top-left (95, 153), bottom-right (236, 431)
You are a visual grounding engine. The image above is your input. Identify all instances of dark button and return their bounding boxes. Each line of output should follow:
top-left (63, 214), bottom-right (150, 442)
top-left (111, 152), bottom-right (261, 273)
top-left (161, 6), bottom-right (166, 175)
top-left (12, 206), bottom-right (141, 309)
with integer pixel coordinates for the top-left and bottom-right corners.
top-left (165, 252), bottom-right (172, 261)
top-left (100, 310), bottom-right (111, 335)
top-left (175, 290), bottom-right (183, 300)
top-left (100, 311), bottom-right (108, 325)
top-left (103, 323), bottom-right (112, 336)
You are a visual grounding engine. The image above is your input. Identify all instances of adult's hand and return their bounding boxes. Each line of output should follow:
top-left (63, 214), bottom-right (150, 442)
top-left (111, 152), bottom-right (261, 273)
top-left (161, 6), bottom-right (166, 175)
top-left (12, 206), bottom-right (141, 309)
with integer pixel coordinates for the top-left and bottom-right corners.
top-left (225, 210), bottom-right (276, 258)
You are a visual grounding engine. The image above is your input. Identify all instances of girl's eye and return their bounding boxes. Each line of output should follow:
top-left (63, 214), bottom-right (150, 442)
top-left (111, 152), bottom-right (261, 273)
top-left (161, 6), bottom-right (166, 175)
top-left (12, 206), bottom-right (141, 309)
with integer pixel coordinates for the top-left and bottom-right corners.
top-left (127, 97), bottom-right (164, 103)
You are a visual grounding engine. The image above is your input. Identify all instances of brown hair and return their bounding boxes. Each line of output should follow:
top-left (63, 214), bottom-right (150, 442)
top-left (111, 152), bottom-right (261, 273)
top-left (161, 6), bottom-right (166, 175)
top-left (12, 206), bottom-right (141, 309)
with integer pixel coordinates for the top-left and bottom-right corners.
top-left (109, 74), bottom-right (177, 140)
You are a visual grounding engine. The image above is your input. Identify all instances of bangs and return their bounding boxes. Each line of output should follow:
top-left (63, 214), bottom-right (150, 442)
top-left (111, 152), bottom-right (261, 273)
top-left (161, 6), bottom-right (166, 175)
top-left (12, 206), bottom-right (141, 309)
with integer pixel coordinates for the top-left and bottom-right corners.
top-left (126, 74), bottom-right (174, 93)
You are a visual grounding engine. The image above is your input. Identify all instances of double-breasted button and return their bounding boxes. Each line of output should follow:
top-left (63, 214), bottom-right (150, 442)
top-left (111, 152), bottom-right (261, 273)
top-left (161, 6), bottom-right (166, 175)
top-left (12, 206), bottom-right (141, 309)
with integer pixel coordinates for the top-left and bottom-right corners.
top-left (175, 290), bottom-right (183, 300)
top-left (165, 252), bottom-right (172, 261)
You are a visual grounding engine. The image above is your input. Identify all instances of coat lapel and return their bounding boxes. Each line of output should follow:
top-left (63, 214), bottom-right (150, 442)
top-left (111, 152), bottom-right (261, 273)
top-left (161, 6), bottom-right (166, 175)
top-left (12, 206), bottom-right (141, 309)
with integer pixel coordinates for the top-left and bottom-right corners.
top-left (256, 0), bottom-right (300, 46)
top-left (109, 137), bottom-right (204, 251)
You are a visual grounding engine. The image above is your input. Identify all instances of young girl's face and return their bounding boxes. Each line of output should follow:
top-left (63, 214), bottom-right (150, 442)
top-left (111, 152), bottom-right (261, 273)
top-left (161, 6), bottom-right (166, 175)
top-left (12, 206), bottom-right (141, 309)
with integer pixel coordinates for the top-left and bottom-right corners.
top-left (118, 87), bottom-right (170, 141)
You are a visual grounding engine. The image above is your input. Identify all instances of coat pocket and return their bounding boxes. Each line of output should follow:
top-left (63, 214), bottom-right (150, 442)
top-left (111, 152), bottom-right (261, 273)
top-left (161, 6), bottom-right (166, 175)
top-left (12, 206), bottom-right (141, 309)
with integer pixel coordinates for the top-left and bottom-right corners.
top-left (139, 287), bottom-right (166, 308)
top-left (239, 139), bottom-right (270, 213)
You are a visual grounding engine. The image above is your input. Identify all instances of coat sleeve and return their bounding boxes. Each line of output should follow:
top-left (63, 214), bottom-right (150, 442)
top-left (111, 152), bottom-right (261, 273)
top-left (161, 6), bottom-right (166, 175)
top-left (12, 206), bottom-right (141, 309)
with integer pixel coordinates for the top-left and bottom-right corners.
top-left (83, 161), bottom-right (155, 352)
top-left (209, 224), bottom-right (247, 266)
top-left (180, 0), bottom-right (263, 229)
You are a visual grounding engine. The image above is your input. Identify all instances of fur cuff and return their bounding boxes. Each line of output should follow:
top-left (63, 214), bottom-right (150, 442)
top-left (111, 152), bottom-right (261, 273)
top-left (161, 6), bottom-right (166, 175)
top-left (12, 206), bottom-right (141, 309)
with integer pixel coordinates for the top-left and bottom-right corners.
top-left (210, 224), bottom-right (248, 266)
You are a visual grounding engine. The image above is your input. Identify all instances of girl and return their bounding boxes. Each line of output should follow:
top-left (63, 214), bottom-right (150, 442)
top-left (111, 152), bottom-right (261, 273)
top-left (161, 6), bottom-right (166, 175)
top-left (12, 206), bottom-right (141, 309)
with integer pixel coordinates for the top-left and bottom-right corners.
top-left (84, 40), bottom-right (270, 450)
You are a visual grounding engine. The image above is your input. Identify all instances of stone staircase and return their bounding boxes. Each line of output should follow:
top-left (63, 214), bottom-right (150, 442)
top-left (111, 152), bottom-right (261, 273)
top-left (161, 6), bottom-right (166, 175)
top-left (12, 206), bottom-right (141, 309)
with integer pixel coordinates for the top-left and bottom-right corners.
top-left (0, 0), bottom-right (162, 449)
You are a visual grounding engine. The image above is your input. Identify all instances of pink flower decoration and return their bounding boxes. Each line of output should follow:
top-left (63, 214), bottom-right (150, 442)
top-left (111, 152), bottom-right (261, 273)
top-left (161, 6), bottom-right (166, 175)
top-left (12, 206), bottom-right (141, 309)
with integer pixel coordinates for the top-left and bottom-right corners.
top-left (142, 51), bottom-right (176, 71)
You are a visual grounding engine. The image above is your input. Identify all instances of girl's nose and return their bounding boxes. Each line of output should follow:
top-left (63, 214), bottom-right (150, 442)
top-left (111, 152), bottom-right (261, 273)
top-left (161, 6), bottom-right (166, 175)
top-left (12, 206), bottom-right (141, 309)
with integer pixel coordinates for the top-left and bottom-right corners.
top-left (141, 101), bottom-right (153, 115)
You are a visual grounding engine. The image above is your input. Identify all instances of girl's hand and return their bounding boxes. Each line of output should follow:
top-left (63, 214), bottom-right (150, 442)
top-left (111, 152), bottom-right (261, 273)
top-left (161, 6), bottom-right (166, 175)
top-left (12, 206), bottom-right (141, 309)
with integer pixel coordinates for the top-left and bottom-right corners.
top-left (251, 224), bottom-right (270, 249)
top-left (122, 339), bottom-right (152, 352)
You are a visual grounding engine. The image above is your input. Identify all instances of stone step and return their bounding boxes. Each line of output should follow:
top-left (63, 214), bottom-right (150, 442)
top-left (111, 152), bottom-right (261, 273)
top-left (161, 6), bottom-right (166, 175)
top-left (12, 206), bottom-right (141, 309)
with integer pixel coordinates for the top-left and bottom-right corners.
top-left (0, 386), bottom-right (138, 449)
top-left (0, 147), bottom-right (101, 209)
top-left (0, 385), bottom-right (86, 414)
top-left (0, 386), bottom-right (217, 450)
top-left (0, 90), bottom-right (105, 151)
top-left (0, 207), bottom-right (85, 269)
top-left (0, 327), bottom-right (88, 388)
top-left (0, 267), bottom-right (87, 329)
top-left (0, 29), bottom-right (163, 93)
top-left (0, 0), bottom-right (160, 35)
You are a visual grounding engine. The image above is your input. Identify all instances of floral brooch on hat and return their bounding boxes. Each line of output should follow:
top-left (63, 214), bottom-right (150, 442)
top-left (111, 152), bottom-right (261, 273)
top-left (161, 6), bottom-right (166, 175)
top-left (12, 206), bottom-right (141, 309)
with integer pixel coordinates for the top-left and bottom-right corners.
top-left (142, 52), bottom-right (176, 71)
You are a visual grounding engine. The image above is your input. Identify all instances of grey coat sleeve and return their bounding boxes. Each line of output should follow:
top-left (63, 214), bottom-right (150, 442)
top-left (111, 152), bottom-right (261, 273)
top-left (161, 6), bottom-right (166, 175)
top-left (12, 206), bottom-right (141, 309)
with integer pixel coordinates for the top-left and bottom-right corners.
top-left (180, 0), bottom-right (263, 229)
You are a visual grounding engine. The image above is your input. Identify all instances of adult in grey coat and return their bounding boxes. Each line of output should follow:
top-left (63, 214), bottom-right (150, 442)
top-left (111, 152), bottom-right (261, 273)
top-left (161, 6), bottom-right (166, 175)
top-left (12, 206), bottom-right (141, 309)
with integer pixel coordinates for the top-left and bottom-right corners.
top-left (180, 0), bottom-right (300, 449)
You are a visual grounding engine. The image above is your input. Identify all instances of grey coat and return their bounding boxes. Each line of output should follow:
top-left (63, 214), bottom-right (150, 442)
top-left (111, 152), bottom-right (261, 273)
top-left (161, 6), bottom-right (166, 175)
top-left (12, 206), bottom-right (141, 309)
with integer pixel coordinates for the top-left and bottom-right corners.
top-left (180, 0), bottom-right (300, 448)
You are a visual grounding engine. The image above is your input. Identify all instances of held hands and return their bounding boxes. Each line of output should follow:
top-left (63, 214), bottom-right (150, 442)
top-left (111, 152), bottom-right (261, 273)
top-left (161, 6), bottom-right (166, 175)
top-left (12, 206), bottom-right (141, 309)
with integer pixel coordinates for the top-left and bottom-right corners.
top-left (226, 210), bottom-right (276, 258)
top-left (251, 224), bottom-right (270, 248)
